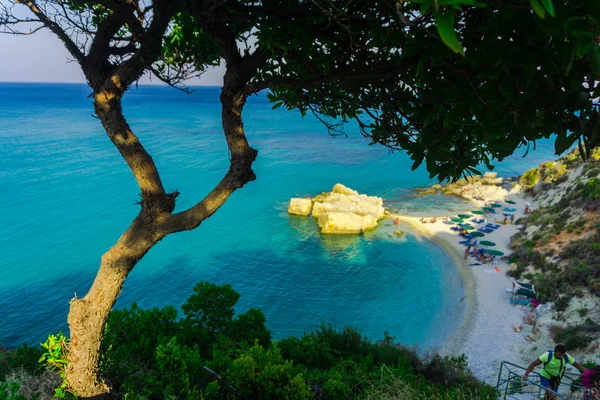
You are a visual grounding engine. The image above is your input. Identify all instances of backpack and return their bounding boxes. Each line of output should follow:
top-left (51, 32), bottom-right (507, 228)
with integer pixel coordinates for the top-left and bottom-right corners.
top-left (543, 350), bottom-right (570, 378)
top-left (582, 369), bottom-right (597, 389)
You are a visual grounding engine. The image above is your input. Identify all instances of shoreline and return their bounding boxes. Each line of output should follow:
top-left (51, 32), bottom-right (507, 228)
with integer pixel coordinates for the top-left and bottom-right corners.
top-left (393, 215), bottom-right (478, 357)
top-left (387, 189), bottom-right (531, 383)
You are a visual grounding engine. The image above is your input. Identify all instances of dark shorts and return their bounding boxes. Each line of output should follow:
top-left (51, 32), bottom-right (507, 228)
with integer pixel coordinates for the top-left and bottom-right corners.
top-left (540, 375), bottom-right (560, 391)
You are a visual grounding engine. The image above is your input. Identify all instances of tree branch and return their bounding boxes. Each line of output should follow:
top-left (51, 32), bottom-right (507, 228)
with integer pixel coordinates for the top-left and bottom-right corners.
top-left (17, 0), bottom-right (85, 64)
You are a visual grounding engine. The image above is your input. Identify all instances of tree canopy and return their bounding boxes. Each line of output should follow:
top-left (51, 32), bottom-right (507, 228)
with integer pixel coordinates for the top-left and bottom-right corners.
top-left (171, 0), bottom-right (600, 180)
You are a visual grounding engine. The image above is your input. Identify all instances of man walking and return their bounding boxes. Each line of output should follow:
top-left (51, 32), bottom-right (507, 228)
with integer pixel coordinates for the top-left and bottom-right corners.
top-left (522, 344), bottom-right (586, 399)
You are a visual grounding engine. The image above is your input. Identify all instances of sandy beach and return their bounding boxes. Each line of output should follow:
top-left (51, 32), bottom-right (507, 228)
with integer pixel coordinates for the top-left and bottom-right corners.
top-left (387, 190), bottom-right (534, 383)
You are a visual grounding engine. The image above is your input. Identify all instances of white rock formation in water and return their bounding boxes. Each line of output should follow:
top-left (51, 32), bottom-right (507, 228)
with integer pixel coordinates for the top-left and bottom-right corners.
top-left (288, 198), bottom-right (313, 216)
top-left (288, 184), bottom-right (385, 234)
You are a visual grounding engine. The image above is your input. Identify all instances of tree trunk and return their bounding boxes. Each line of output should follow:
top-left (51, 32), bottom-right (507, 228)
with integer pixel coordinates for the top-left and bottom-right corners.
top-left (64, 89), bottom-right (169, 398)
top-left (65, 216), bottom-right (162, 398)
top-left (220, 76), bottom-right (257, 187)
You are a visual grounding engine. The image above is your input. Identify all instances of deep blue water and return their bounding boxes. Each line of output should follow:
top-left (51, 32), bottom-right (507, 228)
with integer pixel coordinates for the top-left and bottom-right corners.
top-left (0, 83), bottom-right (560, 350)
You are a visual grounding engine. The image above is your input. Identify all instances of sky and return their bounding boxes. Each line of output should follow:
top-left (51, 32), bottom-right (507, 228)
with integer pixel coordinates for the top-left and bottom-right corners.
top-left (0, 27), bottom-right (225, 86)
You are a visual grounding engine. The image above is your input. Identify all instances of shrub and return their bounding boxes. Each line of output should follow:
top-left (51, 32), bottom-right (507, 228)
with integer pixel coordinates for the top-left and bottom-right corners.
top-left (2, 282), bottom-right (498, 400)
top-left (0, 381), bottom-right (28, 400)
top-left (552, 325), bottom-right (590, 351)
top-left (506, 268), bottom-right (523, 279)
top-left (554, 295), bottom-right (572, 312)
top-left (587, 167), bottom-right (600, 178)
top-left (583, 178), bottom-right (600, 200)
top-left (520, 168), bottom-right (541, 188)
top-left (2, 368), bottom-right (60, 400)
top-left (0, 346), bottom-right (43, 381)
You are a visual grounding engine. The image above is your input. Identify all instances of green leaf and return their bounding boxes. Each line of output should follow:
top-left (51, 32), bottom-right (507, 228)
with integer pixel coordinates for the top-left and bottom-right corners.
top-left (411, 153), bottom-right (425, 170)
top-left (563, 17), bottom-right (587, 35)
top-left (540, 0), bottom-right (555, 17)
top-left (434, 11), bottom-right (465, 56)
top-left (588, 44), bottom-right (600, 75)
top-left (530, 0), bottom-right (546, 19)
top-left (554, 132), bottom-right (577, 154)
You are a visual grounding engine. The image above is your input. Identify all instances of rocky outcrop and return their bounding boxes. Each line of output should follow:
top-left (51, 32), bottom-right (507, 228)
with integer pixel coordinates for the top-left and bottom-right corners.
top-left (317, 212), bottom-right (378, 234)
top-left (288, 198), bottom-right (312, 216)
top-left (288, 184), bottom-right (385, 234)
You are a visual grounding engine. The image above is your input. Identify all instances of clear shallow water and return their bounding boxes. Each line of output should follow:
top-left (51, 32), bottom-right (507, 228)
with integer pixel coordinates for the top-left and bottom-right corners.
top-left (0, 83), bottom-right (560, 350)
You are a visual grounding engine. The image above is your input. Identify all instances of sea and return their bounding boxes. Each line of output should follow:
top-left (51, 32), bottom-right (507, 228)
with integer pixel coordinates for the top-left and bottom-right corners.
top-left (0, 82), bottom-right (562, 351)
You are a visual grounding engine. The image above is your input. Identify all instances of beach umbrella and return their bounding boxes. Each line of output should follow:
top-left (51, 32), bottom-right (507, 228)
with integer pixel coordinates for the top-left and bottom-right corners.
top-left (451, 217), bottom-right (464, 223)
top-left (480, 240), bottom-right (496, 247)
top-left (471, 210), bottom-right (485, 215)
top-left (482, 207), bottom-right (495, 212)
top-left (490, 203), bottom-right (502, 208)
top-left (503, 207), bottom-right (517, 212)
top-left (462, 226), bottom-right (475, 231)
top-left (469, 232), bottom-right (485, 237)
top-left (458, 213), bottom-right (472, 219)
top-left (486, 249), bottom-right (504, 256)
top-left (505, 200), bottom-right (516, 204)
top-left (503, 213), bottom-right (513, 217)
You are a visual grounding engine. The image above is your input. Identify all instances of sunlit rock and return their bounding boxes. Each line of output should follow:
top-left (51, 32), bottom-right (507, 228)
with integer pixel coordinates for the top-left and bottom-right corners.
top-left (289, 184), bottom-right (385, 234)
top-left (288, 198), bottom-right (312, 216)
top-left (317, 212), bottom-right (378, 234)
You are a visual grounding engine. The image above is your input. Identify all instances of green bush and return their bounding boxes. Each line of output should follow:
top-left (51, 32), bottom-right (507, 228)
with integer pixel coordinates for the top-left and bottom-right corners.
top-left (0, 346), bottom-right (43, 381)
top-left (520, 168), bottom-right (541, 188)
top-left (552, 326), bottom-right (590, 351)
top-left (583, 178), bottom-right (600, 200)
top-left (2, 282), bottom-right (496, 399)
top-left (0, 382), bottom-right (29, 400)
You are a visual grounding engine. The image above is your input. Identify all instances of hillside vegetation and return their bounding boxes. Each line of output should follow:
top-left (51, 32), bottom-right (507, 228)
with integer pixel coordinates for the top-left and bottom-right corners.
top-left (508, 148), bottom-right (600, 351)
top-left (1, 282), bottom-right (494, 400)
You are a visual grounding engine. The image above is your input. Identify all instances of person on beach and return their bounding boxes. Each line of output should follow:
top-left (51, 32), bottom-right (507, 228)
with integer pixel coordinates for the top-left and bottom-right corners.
top-left (464, 246), bottom-right (471, 260)
top-left (510, 214), bottom-right (515, 224)
top-left (522, 344), bottom-right (586, 399)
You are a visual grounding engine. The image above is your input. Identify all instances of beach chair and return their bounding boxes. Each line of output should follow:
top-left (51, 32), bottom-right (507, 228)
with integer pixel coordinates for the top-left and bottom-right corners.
top-left (515, 282), bottom-right (537, 298)
top-left (486, 224), bottom-right (501, 229)
top-left (478, 228), bottom-right (494, 233)
top-left (450, 226), bottom-right (459, 231)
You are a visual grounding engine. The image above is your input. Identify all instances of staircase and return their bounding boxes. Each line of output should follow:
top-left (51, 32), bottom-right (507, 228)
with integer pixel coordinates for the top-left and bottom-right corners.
top-left (496, 361), bottom-right (585, 399)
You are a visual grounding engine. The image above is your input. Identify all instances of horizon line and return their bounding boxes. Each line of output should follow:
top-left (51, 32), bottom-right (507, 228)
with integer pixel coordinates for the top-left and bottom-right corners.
top-left (0, 80), bottom-right (223, 88)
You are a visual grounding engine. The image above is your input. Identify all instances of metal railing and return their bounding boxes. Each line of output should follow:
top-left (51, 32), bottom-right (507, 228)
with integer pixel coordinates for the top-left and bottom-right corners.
top-left (496, 361), bottom-right (586, 399)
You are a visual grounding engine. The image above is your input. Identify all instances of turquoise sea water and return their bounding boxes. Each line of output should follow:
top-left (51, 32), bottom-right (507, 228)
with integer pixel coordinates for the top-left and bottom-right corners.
top-left (0, 83), bottom-right (560, 350)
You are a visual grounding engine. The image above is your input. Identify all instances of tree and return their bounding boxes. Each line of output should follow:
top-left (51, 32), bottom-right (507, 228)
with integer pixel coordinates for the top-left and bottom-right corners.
top-left (2, 0), bottom-right (599, 397)
top-left (180, 0), bottom-right (600, 181)
top-left (0, 1), bottom-right (239, 397)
